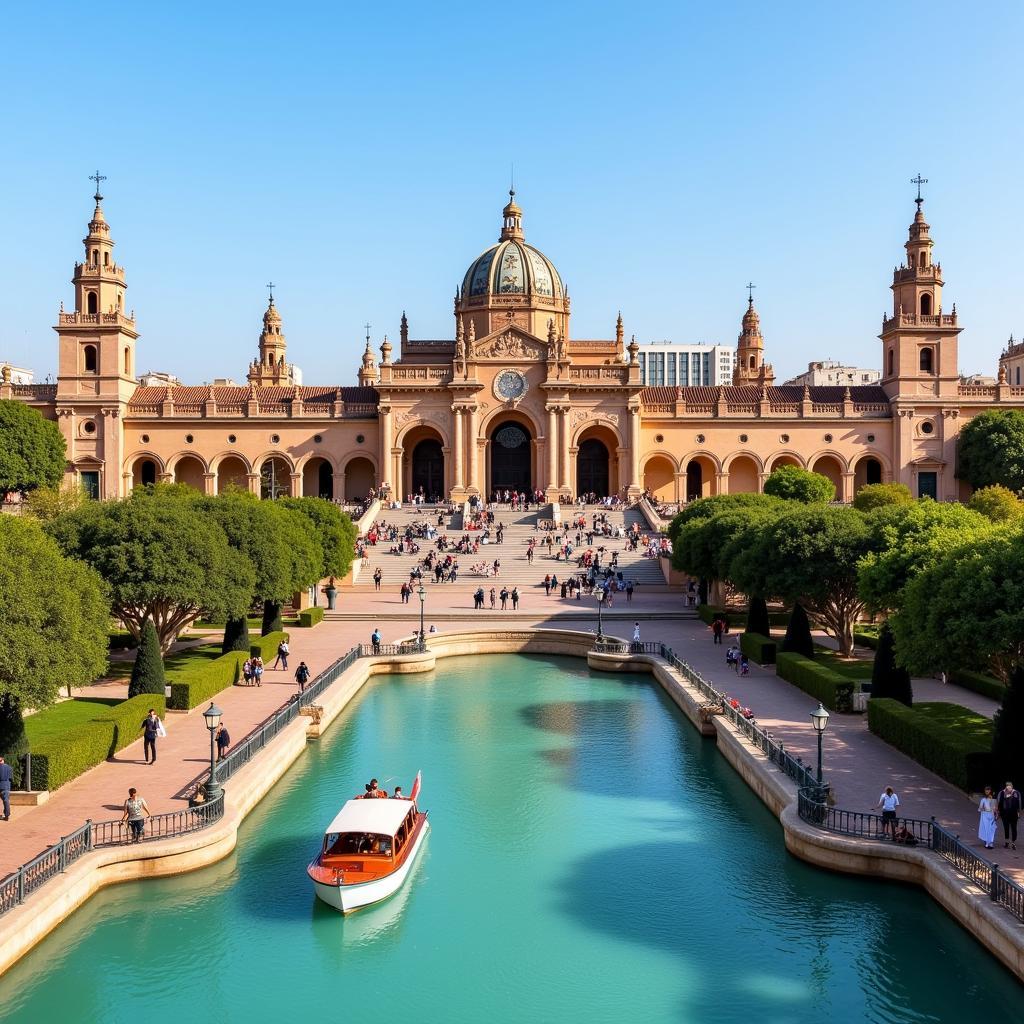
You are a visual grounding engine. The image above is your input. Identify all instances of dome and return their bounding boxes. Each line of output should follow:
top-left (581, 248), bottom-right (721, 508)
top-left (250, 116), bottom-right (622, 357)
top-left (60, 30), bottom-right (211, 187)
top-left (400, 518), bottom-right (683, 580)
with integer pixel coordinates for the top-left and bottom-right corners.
top-left (461, 191), bottom-right (564, 302)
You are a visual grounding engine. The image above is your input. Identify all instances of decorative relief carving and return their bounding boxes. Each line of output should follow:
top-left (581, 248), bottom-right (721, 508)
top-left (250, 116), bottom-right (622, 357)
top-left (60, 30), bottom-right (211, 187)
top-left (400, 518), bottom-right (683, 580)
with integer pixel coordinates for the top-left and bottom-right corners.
top-left (476, 330), bottom-right (545, 360)
top-left (570, 409), bottom-right (620, 430)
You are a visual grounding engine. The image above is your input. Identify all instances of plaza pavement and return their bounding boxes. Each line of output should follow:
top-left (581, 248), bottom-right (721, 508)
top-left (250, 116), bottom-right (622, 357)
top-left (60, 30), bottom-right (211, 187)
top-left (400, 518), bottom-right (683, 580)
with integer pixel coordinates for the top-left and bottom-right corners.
top-left (2, 588), bottom-right (1020, 891)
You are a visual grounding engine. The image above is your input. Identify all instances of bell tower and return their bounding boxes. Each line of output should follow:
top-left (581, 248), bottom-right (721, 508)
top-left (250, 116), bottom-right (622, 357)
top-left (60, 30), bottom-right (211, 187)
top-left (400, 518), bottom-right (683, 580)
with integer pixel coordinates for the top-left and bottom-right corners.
top-left (732, 285), bottom-right (774, 386)
top-left (247, 284), bottom-right (296, 386)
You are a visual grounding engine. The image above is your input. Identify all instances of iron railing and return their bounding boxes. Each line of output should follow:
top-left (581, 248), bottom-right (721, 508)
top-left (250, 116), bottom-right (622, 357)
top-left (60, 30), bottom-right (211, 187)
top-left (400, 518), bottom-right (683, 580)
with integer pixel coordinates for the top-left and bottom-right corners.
top-left (92, 794), bottom-right (225, 848)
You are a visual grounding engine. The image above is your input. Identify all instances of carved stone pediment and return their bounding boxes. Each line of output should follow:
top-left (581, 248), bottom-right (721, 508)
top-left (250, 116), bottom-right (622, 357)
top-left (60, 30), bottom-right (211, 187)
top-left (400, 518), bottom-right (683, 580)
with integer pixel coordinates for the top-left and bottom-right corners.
top-left (473, 328), bottom-right (547, 361)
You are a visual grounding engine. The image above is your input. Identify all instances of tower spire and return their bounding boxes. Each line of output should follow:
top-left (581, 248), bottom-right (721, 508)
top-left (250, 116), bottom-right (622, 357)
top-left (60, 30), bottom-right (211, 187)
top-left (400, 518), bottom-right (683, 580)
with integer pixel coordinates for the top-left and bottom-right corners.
top-left (500, 188), bottom-right (524, 241)
top-left (911, 172), bottom-right (928, 212)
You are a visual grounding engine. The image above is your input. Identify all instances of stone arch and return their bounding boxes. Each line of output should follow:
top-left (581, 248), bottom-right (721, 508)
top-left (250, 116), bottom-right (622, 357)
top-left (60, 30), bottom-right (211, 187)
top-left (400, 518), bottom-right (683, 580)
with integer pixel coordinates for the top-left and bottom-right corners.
top-left (216, 455), bottom-right (250, 494)
top-left (642, 453), bottom-right (676, 501)
top-left (767, 451), bottom-right (806, 474)
top-left (853, 452), bottom-right (889, 492)
top-left (724, 452), bottom-right (761, 494)
top-left (343, 455), bottom-right (376, 501)
top-left (809, 451), bottom-right (847, 498)
top-left (576, 423), bottom-right (620, 497)
top-left (488, 414), bottom-right (536, 494)
top-left (570, 417), bottom-right (624, 450)
top-left (400, 424), bottom-right (447, 501)
top-left (128, 453), bottom-right (164, 490)
top-left (171, 453), bottom-right (207, 491)
top-left (258, 454), bottom-right (294, 499)
top-left (301, 455), bottom-right (337, 499)
top-left (680, 453), bottom-right (720, 501)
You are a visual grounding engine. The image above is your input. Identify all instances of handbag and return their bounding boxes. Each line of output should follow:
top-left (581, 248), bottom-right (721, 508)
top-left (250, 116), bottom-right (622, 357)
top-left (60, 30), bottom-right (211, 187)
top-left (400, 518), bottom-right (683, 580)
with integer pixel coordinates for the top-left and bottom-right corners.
top-left (156, 719), bottom-right (167, 738)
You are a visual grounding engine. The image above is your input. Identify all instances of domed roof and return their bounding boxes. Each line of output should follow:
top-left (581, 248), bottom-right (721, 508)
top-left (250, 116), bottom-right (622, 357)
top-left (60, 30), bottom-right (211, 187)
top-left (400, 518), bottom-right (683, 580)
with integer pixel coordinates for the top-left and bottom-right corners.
top-left (461, 191), bottom-right (563, 301)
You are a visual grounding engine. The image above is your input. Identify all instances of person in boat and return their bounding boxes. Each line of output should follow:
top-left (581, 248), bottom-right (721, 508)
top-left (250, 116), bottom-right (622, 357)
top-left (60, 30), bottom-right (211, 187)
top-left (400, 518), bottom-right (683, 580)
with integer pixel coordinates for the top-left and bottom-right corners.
top-left (368, 778), bottom-right (388, 798)
top-left (392, 786), bottom-right (404, 799)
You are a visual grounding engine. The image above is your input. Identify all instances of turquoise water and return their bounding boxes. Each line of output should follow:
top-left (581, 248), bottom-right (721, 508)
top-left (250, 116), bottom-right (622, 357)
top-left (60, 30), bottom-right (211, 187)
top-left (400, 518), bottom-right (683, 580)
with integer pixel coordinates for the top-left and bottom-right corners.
top-left (1, 655), bottom-right (1020, 1022)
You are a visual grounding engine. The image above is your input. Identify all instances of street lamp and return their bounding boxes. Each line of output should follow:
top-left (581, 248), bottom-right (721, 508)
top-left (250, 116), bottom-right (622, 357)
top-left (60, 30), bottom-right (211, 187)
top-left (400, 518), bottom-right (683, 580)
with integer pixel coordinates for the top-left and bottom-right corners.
top-left (596, 588), bottom-right (605, 642)
top-left (417, 583), bottom-right (426, 648)
top-left (810, 702), bottom-right (830, 783)
top-left (203, 702), bottom-right (223, 802)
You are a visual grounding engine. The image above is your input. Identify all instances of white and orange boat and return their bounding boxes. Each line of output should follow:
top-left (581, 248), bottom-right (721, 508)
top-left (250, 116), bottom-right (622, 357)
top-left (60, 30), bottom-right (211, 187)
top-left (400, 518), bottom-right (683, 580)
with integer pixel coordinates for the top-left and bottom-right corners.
top-left (307, 772), bottom-right (429, 913)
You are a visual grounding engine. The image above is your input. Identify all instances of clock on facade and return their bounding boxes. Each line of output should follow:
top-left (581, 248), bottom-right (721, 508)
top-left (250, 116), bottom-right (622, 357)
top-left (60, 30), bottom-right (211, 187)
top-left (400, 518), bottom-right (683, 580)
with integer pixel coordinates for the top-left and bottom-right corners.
top-left (494, 368), bottom-right (527, 401)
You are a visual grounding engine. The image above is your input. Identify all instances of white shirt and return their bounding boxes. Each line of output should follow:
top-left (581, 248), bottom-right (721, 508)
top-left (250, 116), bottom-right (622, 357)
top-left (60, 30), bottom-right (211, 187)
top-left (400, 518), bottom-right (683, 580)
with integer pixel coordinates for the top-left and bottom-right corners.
top-left (879, 792), bottom-right (900, 812)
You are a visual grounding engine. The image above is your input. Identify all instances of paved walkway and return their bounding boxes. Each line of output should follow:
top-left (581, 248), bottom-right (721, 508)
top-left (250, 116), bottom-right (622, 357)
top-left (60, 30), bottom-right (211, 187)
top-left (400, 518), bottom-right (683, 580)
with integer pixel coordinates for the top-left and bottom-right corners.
top-left (2, 593), bottom-right (1019, 890)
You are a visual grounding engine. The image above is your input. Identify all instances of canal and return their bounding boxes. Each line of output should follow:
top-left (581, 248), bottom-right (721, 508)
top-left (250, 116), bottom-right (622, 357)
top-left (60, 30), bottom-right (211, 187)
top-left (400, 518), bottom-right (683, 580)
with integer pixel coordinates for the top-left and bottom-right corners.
top-left (1, 654), bottom-right (1020, 1022)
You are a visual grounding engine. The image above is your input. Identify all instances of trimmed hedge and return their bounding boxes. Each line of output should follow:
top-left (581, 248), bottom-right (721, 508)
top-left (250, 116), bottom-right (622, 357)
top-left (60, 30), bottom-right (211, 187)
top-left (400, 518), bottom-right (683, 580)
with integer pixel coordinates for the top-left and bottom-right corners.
top-left (776, 652), bottom-right (855, 712)
top-left (168, 651), bottom-right (246, 711)
top-left (951, 669), bottom-right (1006, 702)
top-left (868, 698), bottom-right (994, 792)
top-left (741, 632), bottom-right (776, 665)
top-left (31, 695), bottom-right (167, 791)
top-left (298, 607), bottom-right (324, 628)
top-left (250, 630), bottom-right (290, 660)
top-left (853, 627), bottom-right (881, 650)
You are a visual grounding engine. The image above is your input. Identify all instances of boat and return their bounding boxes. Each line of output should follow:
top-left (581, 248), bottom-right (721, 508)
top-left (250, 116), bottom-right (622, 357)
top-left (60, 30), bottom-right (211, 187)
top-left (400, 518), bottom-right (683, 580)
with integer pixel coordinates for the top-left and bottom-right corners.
top-left (307, 772), bottom-right (429, 913)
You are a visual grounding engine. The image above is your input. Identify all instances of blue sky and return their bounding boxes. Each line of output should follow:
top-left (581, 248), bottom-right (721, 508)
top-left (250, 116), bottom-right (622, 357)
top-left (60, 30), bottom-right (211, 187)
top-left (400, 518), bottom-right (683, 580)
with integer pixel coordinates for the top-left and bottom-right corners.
top-left (4, 2), bottom-right (1022, 384)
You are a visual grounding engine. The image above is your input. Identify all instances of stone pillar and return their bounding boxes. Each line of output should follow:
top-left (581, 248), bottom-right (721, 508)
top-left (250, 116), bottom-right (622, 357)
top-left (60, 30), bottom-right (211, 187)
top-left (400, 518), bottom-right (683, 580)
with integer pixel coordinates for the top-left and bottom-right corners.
top-left (467, 404), bottom-right (479, 493)
top-left (290, 472), bottom-right (302, 498)
top-left (334, 470), bottom-right (346, 503)
top-left (392, 449), bottom-right (403, 502)
top-left (247, 472), bottom-right (261, 496)
top-left (546, 406), bottom-right (558, 498)
top-left (453, 407), bottom-right (465, 495)
top-left (559, 408), bottom-right (571, 493)
top-left (716, 471), bottom-right (728, 496)
top-left (841, 471), bottom-right (855, 504)
top-left (380, 404), bottom-right (393, 490)
top-left (203, 472), bottom-right (217, 496)
top-left (627, 406), bottom-right (641, 495)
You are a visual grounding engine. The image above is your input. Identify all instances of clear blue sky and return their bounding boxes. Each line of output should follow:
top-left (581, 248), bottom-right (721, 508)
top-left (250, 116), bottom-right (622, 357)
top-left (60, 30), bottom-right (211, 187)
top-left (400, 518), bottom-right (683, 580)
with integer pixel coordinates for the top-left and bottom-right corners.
top-left (4, 2), bottom-right (1022, 384)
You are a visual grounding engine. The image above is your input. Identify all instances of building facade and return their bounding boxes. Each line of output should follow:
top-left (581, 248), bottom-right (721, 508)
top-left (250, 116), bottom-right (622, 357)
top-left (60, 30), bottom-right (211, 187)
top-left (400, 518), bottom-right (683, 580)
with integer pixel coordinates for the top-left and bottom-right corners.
top-left (784, 361), bottom-right (882, 388)
top-left (637, 343), bottom-right (733, 387)
top-left (5, 185), bottom-right (1024, 506)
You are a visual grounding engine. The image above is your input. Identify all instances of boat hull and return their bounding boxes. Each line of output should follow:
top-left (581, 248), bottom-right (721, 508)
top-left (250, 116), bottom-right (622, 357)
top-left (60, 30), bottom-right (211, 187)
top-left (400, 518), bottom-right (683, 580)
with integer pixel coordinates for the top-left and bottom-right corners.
top-left (312, 819), bottom-right (430, 913)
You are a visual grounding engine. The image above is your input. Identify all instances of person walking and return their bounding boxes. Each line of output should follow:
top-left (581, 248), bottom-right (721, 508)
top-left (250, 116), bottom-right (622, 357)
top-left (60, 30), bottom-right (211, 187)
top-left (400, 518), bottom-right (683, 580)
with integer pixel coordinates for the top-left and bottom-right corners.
top-left (626, 581), bottom-right (634, 603)
top-left (500, 587), bottom-right (509, 610)
top-left (632, 622), bottom-right (641, 650)
top-left (253, 656), bottom-right (264, 687)
top-left (978, 786), bottom-right (998, 849)
top-left (216, 723), bottom-right (231, 762)
top-left (242, 657), bottom-right (253, 686)
top-left (876, 786), bottom-right (900, 839)
top-left (511, 586), bottom-right (520, 610)
top-left (121, 787), bottom-right (151, 843)
top-left (371, 628), bottom-right (382, 654)
top-left (711, 615), bottom-right (725, 646)
top-left (295, 660), bottom-right (310, 693)
top-left (997, 781), bottom-right (1021, 850)
top-left (0, 756), bottom-right (12, 821)
top-left (274, 638), bottom-right (290, 670)
top-left (373, 567), bottom-right (382, 591)
top-left (139, 708), bottom-right (163, 765)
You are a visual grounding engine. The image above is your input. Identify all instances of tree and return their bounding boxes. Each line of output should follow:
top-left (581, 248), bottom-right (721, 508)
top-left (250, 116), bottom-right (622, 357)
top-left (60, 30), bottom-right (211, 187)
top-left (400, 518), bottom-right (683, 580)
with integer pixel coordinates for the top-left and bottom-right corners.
top-left (279, 497), bottom-right (357, 579)
top-left (968, 484), bottom-right (1024, 523)
top-left (261, 599), bottom-right (283, 636)
top-left (957, 409), bottom-right (1024, 493)
top-left (852, 482), bottom-right (913, 512)
top-left (991, 666), bottom-right (1024, 787)
top-left (780, 603), bottom-right (815, 659)
top-left (746, 596), bottom-right (771, 636)
top-left (870, 623), bottom-right (912, 706)
top-left (858, 501), bottom-right (990, 613)
top-left (729, 505), bottom-right (876, 656)
top-left (892, 528), bottom-right (1024, 681)
top-left (222, 614), bottom-right (251, 655)
top-left (128, 620), bottom-right (167, 698)
top-left (0, 400), bottom-right (67, 500)
top-left (24, 481), bottom-right (90, 522)
top-left (763, 465), bottom-right (835, 503)
top-left (0, 517), bottom-right (108, 719)
top-left (47, 485), bottom-right (254, 652)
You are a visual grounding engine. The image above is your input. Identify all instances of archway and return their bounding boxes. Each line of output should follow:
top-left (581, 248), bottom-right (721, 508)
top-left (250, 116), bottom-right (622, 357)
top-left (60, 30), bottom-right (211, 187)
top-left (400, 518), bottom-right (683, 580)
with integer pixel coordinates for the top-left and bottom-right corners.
top-left (490, 420), bottom-right (532, 492)
top-left (173, 455), bottom-right (206, 491)
top-left (811, 455), bottom-right (843, 498)
top-left (411, 439), bottom-right (444, 500)
top-left (642, 455), bottom-right (675, 501)
top-left (132, 457), bottom-right (158, 490)
top-left (685, 456), bottom-right (717, 501)
top-left (727, 455), bottom-right (760, 494)
top-left (344, 457), bottom-right (376, 501)
top-left (260, 456), bottom-right (292, 499)
top-left (853, 455), bottom-right (884, 493)
top-left (577, 439), bottom-right (610, 497)
top-left (769, 454), bottom-right (802, 474)
top-left (303, 457), bottom-right (334, 499)
top-left (217, 456), bottom-right (249, 494)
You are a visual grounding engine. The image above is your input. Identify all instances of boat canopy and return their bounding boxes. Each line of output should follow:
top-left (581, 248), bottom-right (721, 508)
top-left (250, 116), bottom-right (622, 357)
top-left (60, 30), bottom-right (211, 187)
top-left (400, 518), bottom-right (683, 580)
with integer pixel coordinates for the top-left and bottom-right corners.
top-left (324, 798), bottom-right (414, 837)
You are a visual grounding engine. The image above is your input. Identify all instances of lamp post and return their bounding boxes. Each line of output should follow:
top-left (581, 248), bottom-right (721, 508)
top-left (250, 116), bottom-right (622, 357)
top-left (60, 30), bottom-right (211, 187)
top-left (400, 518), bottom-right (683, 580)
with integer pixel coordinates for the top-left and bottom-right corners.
top-left (203, 702), bottom-right (223, 802)
top-left (417, 583), bottom-right (426, 648)
top-left (596, 588), bottom-right (605, 642)
top-left (810, 702), bottom-right (830, 783)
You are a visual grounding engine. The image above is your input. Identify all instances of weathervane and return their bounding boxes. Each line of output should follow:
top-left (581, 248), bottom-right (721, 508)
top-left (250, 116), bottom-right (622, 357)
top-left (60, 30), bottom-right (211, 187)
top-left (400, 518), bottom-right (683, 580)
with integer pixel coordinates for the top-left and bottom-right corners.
top-left (89, 170), bottom-right (106, 200)
top-left (911, 173), bottom-right (928, 209)
top-left (365, 322), bottom-right (372, 346)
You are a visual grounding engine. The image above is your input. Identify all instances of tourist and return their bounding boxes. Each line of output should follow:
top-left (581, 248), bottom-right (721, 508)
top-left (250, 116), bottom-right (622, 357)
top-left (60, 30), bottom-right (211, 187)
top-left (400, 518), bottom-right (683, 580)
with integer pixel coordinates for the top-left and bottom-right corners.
top-left (216, 723), bottom-right (231, 761)
top-left (511, 586), bottom-right (520, 610)
top-left (429, 624), bottom-right (437, 633)
top-left (997, 781), bottom-right (1021, 849)
top-left (727, 644), bottom-right (741, 672)
top-left (626, 580), bottom-right (634, 603)
top-left (121, 787), bottom-right (151, 843)
top-left (632, 622), bottom-right (641, 647)
top-left (274, 638), bottom-right (289, 670)
top-left (373, 567), bottom-right (382, 591)
top-left (242, 658), bottom-right (253, 685)
top-left (369, 778), bottom-right (388, 798)
top-left (139, 707), bottom-right (164, 764)
top-left (978, 786), bottom-right (998, 849)
top-left (393, 786), bottom-right (404, 799)
top-left (0, 756), bottom-right (12, 821)
top-left (876, 786), bottom-right (900, 839)
top-left (371, 628), bottom-right (382, 654)
top-left (711, 615), bottom-right (726, 645)
top-left (490, 587), bottom-right (496, 609)
top-left (740, 654), bottom-right (750, 676)
top-left (474, 587), bottom-right (485, 609)
top-left (253, 656), bottom-right (264, 687)
top-left (500, 586), bottom-right (509, 610)
top-left (295, 660), bottom-right (310, 693)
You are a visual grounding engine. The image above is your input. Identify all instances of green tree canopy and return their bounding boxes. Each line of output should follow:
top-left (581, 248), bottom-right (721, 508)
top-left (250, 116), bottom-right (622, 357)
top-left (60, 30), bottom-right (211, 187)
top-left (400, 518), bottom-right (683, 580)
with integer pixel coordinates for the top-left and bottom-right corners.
top-left (857, 500), bottom-right (990, 613)
top-left (892, 527), bottom-right (1024, 681)
top-left (47, 485), bottom-right (254, 652)
top-left (729, 505), bottom-right (876, 655)
top-left (763, 465), bottom-right (835, 503)
top-left (24, 481), bottom-right (90, 522)
top-left (0, 516), bottom-right (108, 710)
top-left (279, 496), bottom-right (357, 580)
top-left (957, 409), bottom-right (1024, 492)
top-left (852, 482), bottom-right (913, 512)
top-left (968, 484), bottom-right (1024, 523)
top-left (0, 401), bottom-right (67, 500)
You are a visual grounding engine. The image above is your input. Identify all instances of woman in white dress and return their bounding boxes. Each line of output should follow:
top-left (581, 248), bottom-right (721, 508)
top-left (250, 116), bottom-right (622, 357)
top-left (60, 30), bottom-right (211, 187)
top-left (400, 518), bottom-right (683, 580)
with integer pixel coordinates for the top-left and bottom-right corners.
top-left (978, 786), bottom-right (998, 849)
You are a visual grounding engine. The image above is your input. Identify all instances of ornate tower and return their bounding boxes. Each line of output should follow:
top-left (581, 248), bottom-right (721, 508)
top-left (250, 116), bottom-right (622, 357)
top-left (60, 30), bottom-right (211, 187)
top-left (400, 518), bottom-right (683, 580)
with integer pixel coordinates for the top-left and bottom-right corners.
top-left (53, 175), bottom-right (139, 497)
top-left (732, 293), bottom-right (774, 386)
top-left (247, 289), bottom-right (295, 386)
top-left (879, 181), bottom-right (961, 399)
top-left (357, 334), bottom-right (377, 387)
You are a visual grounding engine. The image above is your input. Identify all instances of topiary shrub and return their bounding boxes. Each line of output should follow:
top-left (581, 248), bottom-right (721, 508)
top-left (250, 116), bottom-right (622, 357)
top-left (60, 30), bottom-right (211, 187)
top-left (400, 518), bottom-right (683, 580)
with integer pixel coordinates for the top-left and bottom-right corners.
top-left (870, 623), bottom-right (912, 706)
top-left (222, 614), bottom-right (251, 655)
top-left (128, 620), bottom-right (166, 698)
top-left (746, 596), bottom-right (771, 638)
top-left (781, 603), bottom-right (815, 659)
top-left (250, 630), bottom-right (290, 661)
top-left (741, 632), bottom-right (776, 665)
top-left (852, 482), bottom-right (913, 512)
top-left (167, 652), bottom-right (247, 710)
top-left (298, 606), bottom-right (324, 627)
top-left (261, 599), bottom-right (283, 636)
top-left (0, 694), bottom-right (29, 788)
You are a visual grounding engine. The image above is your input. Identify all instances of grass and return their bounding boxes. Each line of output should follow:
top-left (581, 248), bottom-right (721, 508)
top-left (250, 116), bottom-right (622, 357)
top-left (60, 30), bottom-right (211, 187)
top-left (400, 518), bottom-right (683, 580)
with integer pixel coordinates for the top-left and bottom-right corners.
top-left (24, 698), bottom-right (123, 745)
top-left (106, 640), bottom-right (228, 681)
top-left (912, 702), bottom-right (995, 743)
top-left (193, 616), bottom-right (300, 629)
top-left (813, 644), bottom-right (874, 679)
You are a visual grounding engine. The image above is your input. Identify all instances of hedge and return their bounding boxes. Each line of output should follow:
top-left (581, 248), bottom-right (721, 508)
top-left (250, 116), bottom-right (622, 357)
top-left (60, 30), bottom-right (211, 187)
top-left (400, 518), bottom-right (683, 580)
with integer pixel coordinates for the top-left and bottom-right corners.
top-left (740, 632), bottom-right (776, 665)
top-left (867, 699), bottom-right (994, 792)
top-left (298, 607), bottom-right (324, 627)
top-left (853, 627), bottom-right (881, 650)
top-left (168, 651), bottom-right (246, 711)
top-left (950, 669), bottom-right (1006, 702)
top-left (250, 630), bottom-right (290, 660)
top-left (31, 695), bottom-right (167, 791)
top-left (776, 652), bottom-right (855, 712)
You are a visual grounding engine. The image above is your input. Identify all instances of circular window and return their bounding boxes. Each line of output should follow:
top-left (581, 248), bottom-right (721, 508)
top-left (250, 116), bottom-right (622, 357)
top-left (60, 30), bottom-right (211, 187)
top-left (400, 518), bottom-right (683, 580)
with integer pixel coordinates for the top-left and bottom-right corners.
top-left (655, 433), bottom-right (664, 443)
top-left (824, 433), bottom-right (833, 443)
top-left (356, 434), bottom-right (365, 444)
top-left (867, 434), bottom-right (875, 443)
top-left (314, 434), bottom-right (323, 443)
top-left (270, 434), bottom-right (280, 444)
top-left (921, 421), bottom-right (934, 435)
top-left (227, 434), bottom-right (237, 444)
top-left (780, 434), bottom-right (790, 444)
top-left (140, 433), bottom-right (150, 444)
top-left (739, 434), bottom-right (748, 443)
top-left (185, 434), bottom-right (194, 444)
top-left (82, 420), bottom-right (96, 435)
top-left (696, 434), bottom-right (705, 444)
